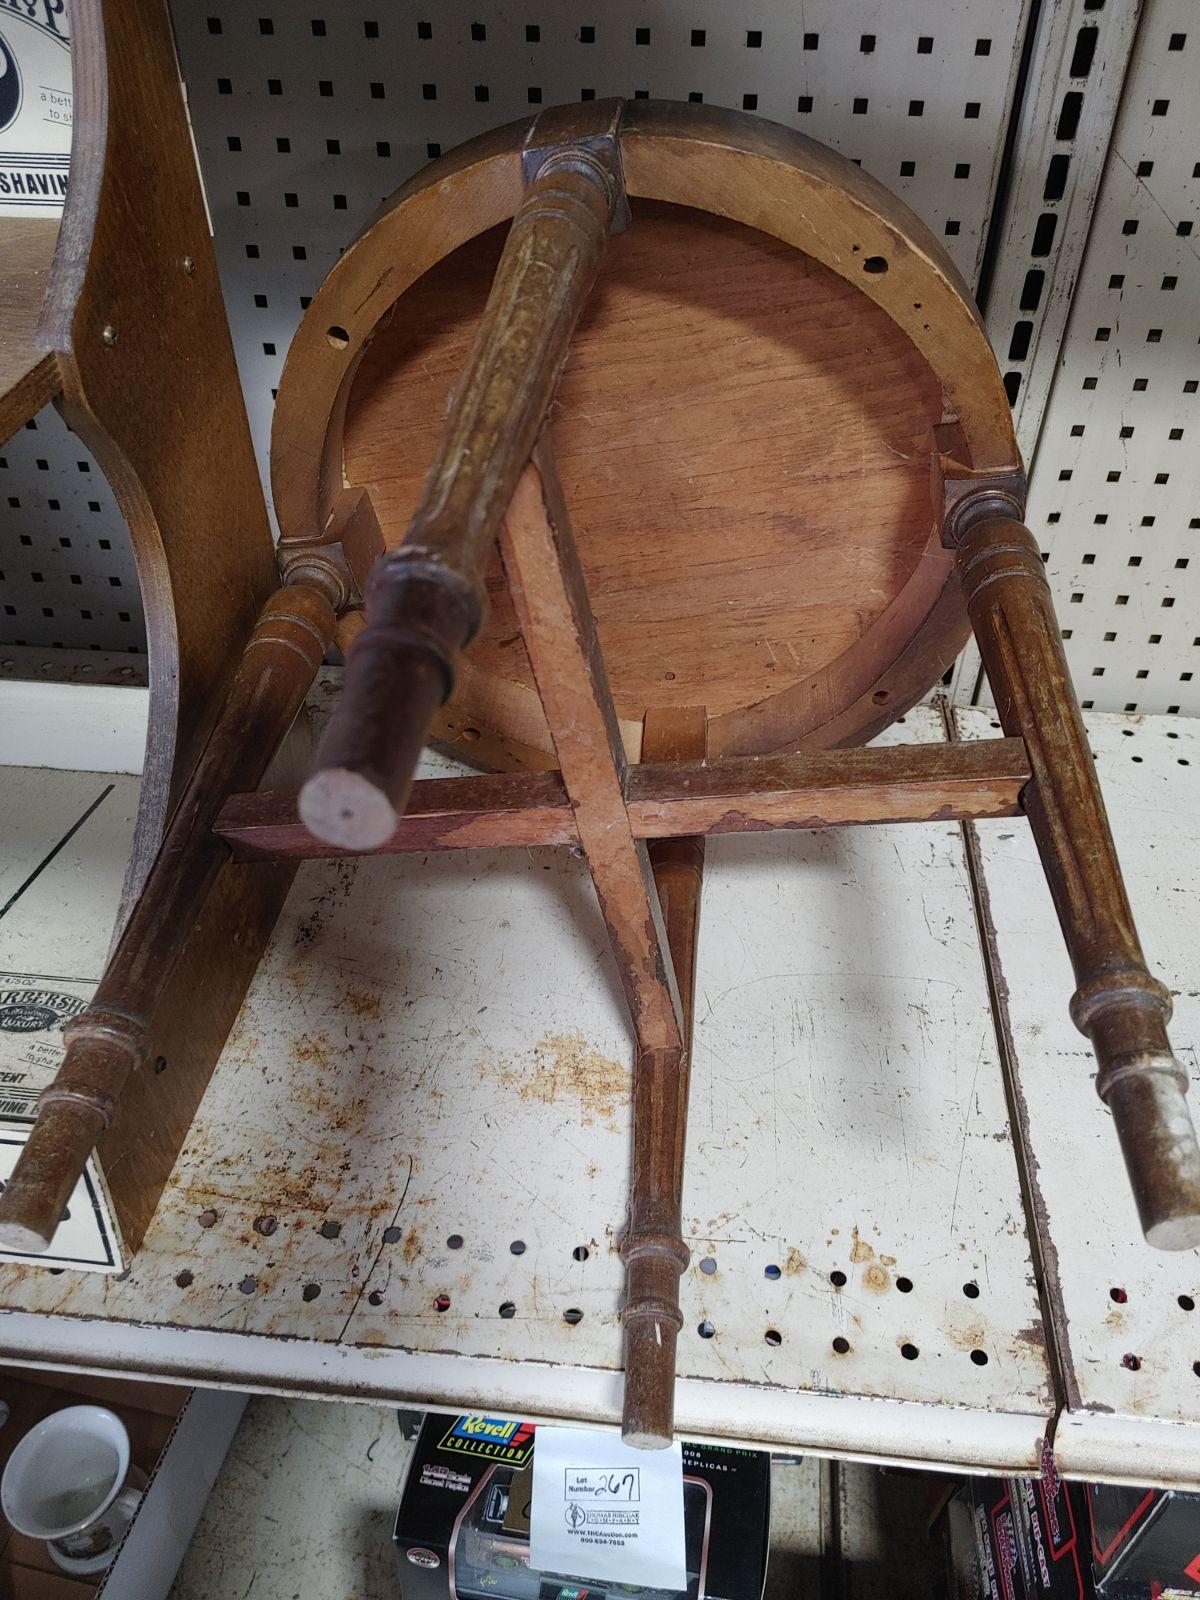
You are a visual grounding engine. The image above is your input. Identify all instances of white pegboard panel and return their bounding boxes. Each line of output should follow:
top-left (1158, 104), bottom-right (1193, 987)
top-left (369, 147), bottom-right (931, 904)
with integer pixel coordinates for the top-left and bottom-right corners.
top-left (958, 705), bottom-right (1200, 1486)
top-left (12, 0), bottom-right (1188, 726)
top-left (170, 0), bottom-right (1033, 510)
top-left (982, 0), bottom-right (1141, 468)
top-left (1000, 0), bottom-right (1200, 718)
top-left (0, 407), bottom-right (144, 654)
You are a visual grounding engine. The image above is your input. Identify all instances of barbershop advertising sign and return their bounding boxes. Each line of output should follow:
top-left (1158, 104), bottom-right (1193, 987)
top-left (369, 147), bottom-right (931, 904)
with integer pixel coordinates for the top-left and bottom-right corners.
top-left (0, 0), bottom-right (71, 219)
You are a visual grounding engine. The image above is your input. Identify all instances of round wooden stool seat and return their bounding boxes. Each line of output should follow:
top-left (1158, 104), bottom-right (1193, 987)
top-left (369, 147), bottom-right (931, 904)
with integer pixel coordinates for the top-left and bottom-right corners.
top-left (272, 103), bottom-right (1019, 766)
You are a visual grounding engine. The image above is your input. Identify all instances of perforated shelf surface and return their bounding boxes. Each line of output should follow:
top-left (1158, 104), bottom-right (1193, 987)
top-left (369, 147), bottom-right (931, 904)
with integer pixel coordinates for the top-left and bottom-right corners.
top-left (1, 689), bottom-right (1198, 1483)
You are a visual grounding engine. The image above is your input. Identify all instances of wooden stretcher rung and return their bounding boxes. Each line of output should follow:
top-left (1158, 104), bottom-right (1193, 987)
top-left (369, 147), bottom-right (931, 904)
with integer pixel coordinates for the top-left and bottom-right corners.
top-left (213, 735), bottom-right (1033, 860)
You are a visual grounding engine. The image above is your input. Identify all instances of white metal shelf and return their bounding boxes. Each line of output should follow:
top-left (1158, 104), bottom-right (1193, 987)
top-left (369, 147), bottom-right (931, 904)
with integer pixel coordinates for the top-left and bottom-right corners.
top-left (0, 696), bottom-right (1053, 1475)
top-left (2, 689), bottom-right (1198, 1482)
top-left (958, 704), bottom-right (1200, 1486)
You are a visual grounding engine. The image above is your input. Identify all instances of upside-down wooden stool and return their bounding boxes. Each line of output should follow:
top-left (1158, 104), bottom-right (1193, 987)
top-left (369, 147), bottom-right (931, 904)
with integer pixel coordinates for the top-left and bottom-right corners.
top-left (3, 101), bottom-right (1198, 1448)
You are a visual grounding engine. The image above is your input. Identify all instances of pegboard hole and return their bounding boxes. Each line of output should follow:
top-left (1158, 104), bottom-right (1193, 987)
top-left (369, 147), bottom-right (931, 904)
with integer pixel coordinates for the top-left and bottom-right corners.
top-left (446, 1233), bottom-right (464, 1250)
top-left (699, 1256), bottom-right (717, 1274)
top-left (319, 1220), bottom-right (341, 1239)
top-left (563, 1307), bottom-right (584, 1325)
top-left (1122, 1352), bottom-right (1141, 1371)
top-left (832, 1336), bottom-right (851, 1355)
top-left (1110, 1286), bottom-right (1128, 1303)
top-left (326, 325), bottom-right (349, 349)
top-left (573, 1245), bottom-right (590, 1262)
top-left (1179, 1294), bottom-right (1195, 1312)
top-left (872, 689), bottom-right (890, 705)
top-left (862, 256), bottom-right (888, 274)
top-left (510, 1239), bottom-right (526, 1255)
top-left (764, 1328), bottom-right (782, 1346)
top-left (697, 1320), bottom-right (716, 1339)
top-left (970, 1349), bottom-right (989, 1366)
top-left (895, 1276), bottom-right (913, 1293)
top-left (368, 1289), bottom-right (384, 1307)
top-left (499, 1301), bottom-right (516, 1319)
top-left (302, 1283), bottom-right (321, 1302)
top-left (764, 1264), bottom-right (782, 1280)
top-left (175, 1269), bottom-right (194, 1288)
top-left (382, 1226), bottom-right (402, 1244)
top-left (900, 1342), bottom-right (920, 1360)
top-left (434, 1293), bottom-right (451, 1313)
top-left (830, 1270), bottom-right (847, 1287)
top-left (239, 1276), bottom-right (257, 1295)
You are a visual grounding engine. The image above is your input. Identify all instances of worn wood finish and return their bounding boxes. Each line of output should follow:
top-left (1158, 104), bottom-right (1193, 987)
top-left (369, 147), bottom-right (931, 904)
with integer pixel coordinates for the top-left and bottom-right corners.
top-left (621, 709), bottom-right (707, 1449)
top-left (0, 219), bottom-right (60, 442)
top-left (500, 449), bottom-right (682, 1058)
top-left (0, 574), bottom-right (339, 1253)
top-left (214, 737), bottom-right (1033, 860)
top-left (343, 207), bottom-right (948, 760)
top-left (948, 491), bottom-right (1200, 1250)
top-left (273, 100), bottom-right (1020, 763)
top-left (40, 0), bottom-right (277, 909)
top-left (299, 106), bottom-right (624, 851)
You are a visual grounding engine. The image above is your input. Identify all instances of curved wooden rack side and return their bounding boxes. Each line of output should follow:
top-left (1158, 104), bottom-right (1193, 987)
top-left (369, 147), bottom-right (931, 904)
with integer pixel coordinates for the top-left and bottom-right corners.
top-left (272, 101), bottom-right (1022, 760)
top-left (0, 221), bottom-right (60, 442)
top-left (0, 0), bottom-right (287, 1255)
top-left (28, 0), bottom-right (278, 907)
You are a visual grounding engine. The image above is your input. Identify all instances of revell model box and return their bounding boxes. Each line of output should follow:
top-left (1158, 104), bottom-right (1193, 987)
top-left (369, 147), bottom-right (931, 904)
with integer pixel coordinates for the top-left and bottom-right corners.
top-left (394, 1413), bottom-right (770, 1600)
top-left (943, 1454), bottom-right (1200, 1600)
top-left (1078, 1482), bottom-right (1200, 1598)
top-left (942, 1445), bottom-right (1092, 1599)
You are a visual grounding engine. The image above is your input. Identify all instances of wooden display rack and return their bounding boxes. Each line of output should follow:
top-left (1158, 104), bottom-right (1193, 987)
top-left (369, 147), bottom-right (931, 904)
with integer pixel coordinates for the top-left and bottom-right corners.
top-left (0, 0), bottom-right (286, 1256)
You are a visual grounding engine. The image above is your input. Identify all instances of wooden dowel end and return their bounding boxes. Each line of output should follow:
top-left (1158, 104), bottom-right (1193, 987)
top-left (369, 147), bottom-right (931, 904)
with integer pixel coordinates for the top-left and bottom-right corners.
top-left (1106, 1068), bottom-right (1200, 1251)
top-left (621, 1312), bottom-right (681, 1450)
top-left (0, 1098), bottom-right (108, 1253)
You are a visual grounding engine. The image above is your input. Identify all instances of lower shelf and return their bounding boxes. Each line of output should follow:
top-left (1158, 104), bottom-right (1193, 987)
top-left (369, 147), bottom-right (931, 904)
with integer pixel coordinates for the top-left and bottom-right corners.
top-left (0, 688), bottom-right (1195, 1482)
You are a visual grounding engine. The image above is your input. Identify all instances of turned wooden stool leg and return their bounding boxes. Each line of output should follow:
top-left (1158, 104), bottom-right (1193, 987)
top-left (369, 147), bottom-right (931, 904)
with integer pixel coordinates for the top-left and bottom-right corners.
top-left (300, 106), bottom-right (626, 850)
top-left (498, 448), bottom-right (686, 1446)
top-left (621, 709), bottom-right (706, 1449)
top-left (0, 550), bottom-right (349, 1252)
top-left (947, 485), bottom-right (1200, 1249)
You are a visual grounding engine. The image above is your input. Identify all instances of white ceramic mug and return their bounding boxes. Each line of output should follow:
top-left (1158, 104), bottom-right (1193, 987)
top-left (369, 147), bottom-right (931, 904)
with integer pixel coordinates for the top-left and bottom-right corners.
top-left (1, 1404), bottom-right (145, 1574)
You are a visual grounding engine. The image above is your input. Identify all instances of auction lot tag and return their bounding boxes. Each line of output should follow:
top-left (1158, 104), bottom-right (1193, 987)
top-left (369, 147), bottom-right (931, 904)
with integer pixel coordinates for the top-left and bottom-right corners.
top-left (529, 1425), bottom-right (686, 1591)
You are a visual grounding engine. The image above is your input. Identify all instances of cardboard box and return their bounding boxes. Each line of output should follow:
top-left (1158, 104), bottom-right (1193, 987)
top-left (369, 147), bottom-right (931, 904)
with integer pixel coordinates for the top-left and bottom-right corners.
top-left (0, 1366), bottom-right (245, 1598)
top-left (394, 1413), bottom-right (770, 1600)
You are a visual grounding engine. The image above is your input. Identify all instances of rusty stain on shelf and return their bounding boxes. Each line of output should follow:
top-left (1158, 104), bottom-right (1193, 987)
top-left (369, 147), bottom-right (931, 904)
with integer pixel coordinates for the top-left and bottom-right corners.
top-left (476, 1032), bottom-right (629, 1127)
top-left (849, 1229), bottom-right (874, 1264)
